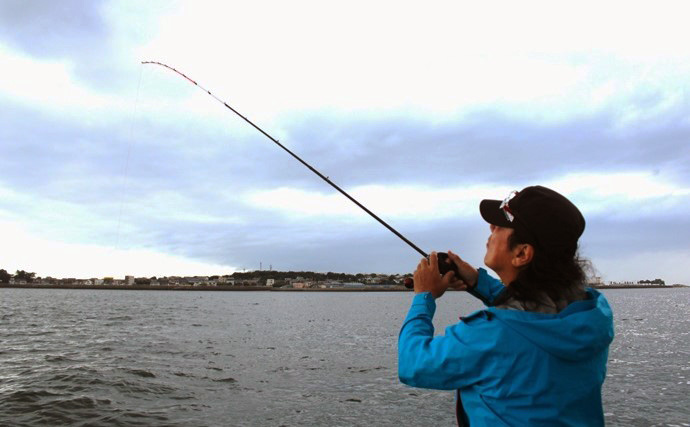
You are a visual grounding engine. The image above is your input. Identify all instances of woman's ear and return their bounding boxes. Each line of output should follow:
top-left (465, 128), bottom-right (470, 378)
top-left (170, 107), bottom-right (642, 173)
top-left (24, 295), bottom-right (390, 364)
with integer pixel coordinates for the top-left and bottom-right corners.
top-left (512, 244), bottom-right (534, 268)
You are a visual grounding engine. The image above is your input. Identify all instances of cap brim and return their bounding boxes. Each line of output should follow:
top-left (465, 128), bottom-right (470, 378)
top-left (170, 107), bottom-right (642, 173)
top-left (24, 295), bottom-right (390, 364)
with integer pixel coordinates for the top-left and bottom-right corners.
top-left (480, 199), bottom-right (513, 227)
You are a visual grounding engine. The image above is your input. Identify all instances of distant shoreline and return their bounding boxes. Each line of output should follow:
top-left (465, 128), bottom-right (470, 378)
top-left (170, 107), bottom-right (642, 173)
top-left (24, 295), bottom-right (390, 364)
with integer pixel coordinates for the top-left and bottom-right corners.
top-left (1, 284), bottom-right (685, 291)
top-left (0, 284), bottom-right (408, 292)
top-left (595, 285), bottom-right (684, 289)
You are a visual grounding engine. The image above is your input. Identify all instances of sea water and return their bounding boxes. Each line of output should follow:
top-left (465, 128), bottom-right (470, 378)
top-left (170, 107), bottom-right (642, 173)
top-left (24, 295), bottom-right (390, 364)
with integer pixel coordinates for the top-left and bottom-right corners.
top-left (1, 288), bottom-right (688, 426)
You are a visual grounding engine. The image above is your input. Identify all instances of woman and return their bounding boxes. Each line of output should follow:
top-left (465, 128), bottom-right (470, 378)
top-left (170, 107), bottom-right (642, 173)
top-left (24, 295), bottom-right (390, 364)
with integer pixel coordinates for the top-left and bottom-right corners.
top-left (398, 186), bottom-right (614, 426)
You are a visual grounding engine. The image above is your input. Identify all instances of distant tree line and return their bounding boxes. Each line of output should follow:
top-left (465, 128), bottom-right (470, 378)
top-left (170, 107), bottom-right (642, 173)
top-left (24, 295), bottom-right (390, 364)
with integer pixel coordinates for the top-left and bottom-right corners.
top-left (638, 278), bottom-right (665, 285)
top-left (1, 268), bottom-right (401, 286)
top-left (230, 270), bottom-right (399, 283)
top-left (0, 269), bottom-right (36, 284)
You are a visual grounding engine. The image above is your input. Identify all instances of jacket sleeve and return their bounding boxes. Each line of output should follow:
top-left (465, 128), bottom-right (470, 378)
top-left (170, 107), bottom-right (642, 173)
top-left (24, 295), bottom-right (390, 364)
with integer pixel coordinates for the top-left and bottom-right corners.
top-left (398, 292), bottom-right (496, 390)
top-left (467, 268), bottom-right (506, 306)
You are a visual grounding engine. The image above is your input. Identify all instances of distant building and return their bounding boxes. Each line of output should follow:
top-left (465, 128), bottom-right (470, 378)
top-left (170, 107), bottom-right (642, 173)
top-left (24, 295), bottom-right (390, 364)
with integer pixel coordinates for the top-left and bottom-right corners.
top-left (292, 281), bottom-right (315, 289)
top-left (125, 276), bottom-right (134, 286)
top-left (266, 278), bottom-right (275, 287)
top-left (342, 282), bottom-right (365, 288)
top-left (587, 276), bottom-right (604, 287)
top-left (185, 276), bottom-right (208, 286)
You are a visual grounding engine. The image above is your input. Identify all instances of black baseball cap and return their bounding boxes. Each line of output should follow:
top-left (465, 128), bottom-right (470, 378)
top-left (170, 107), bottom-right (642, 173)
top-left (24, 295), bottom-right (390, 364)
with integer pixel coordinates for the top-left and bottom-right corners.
top-left (479, 186), bottom-right (585, 256)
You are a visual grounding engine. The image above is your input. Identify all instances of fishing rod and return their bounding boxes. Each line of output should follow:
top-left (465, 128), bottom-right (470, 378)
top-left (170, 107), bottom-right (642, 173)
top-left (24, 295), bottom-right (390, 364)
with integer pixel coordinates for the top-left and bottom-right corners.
top-left (142, 61), bottom-right (457, 282)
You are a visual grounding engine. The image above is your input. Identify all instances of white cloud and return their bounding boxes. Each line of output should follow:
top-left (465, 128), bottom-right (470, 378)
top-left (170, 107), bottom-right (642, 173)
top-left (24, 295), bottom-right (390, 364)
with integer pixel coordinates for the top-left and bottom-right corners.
top-left (547, 172), bottom-right (690, 217)
top-left (245, 172), bottom-right (689, 222)
top-left (0, 219), bottom-right (234, 278)
top-left (0, 44), bottom-right (107, 110)
top-left (244, 184), bottom-right (509, 221)
top-left (242, 185), bottom-right (488, 224)
top-left (130, 0), bottom-right (690, 124)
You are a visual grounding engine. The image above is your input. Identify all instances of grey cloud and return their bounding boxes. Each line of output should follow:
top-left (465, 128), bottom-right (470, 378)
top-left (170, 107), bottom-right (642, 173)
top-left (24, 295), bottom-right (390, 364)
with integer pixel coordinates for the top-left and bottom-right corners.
top-left (0, 0), bottom-right (108, 58)
top-left (0, 1), bottom-right (155, 92)
top-left (124, 102), bottom-right (689, 279)
top-left (7, 89), bottom-right (687, 214)
top-left (2, 89), bottom-right (688, 282)
top-left (142, 218), bottom-right (440, 274)
top-left (281, 101), bottom-right (690, 188)
top-left (127, 207), bottom-right (685, 285)
top-left (583, 216), bottom-right (688, 257)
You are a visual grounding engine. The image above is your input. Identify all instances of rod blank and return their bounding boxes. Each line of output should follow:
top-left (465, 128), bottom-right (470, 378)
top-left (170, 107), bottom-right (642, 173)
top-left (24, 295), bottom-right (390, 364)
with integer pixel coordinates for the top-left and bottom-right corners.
top-left (142, 61), bottom-right (428, 258)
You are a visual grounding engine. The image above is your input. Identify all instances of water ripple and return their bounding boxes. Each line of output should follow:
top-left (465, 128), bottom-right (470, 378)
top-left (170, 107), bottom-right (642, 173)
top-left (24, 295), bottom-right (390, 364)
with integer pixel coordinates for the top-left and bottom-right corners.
top-left (1, 287), bottom-right (688, 426)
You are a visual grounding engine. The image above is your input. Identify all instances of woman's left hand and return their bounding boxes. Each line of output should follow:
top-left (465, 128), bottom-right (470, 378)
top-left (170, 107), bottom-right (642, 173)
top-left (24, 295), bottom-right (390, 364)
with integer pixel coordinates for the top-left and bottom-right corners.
top-left (413, 252), bottom-right (467, 299)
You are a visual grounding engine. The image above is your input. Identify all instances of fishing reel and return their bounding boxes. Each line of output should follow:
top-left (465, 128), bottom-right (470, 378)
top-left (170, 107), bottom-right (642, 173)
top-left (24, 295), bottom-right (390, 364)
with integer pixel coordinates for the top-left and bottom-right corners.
top-left (403, 252), bottom-right (460, 289)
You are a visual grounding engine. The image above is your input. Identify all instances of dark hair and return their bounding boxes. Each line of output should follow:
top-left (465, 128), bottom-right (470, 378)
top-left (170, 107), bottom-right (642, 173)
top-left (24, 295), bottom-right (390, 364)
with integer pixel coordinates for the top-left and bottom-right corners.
top-left (500, 227), bottom-right (589, 306)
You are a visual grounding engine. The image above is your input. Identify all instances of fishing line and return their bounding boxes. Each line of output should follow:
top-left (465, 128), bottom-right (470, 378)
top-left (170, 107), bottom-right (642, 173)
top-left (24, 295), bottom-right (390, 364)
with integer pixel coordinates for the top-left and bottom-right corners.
top-left (116, 65), bottom-right (144, 250)
top-left (141, 60), bottom-right (429, 260)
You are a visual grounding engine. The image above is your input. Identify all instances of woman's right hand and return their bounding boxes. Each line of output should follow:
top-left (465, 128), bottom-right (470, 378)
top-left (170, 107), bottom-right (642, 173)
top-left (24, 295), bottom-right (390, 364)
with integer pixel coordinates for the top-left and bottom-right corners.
top-left (446, 250), bottom-right (479, 289)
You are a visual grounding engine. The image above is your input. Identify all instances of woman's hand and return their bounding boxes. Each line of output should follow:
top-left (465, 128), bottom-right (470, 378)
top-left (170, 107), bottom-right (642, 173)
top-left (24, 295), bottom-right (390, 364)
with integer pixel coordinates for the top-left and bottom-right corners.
top-left (413, 252), bottom-right (469, 299)
top-left (445, 250), bottom-right (479, 289)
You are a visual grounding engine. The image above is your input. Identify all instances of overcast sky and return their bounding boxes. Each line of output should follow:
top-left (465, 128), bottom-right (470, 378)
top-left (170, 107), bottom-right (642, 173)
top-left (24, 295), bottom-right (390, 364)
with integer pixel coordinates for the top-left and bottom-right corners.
top-left (1, 0), bottom-right (688, 284)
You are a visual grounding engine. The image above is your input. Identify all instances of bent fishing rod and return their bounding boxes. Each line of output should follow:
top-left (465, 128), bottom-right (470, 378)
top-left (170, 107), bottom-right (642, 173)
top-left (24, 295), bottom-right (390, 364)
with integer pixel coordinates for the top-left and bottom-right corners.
top-left (142, 61), bottom-right (457, 279)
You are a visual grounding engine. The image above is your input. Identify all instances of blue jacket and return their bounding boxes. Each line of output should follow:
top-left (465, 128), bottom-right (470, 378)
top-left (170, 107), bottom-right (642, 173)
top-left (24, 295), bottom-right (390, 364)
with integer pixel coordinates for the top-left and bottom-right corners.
top-left (398, 268), bottom-right (614, 426)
